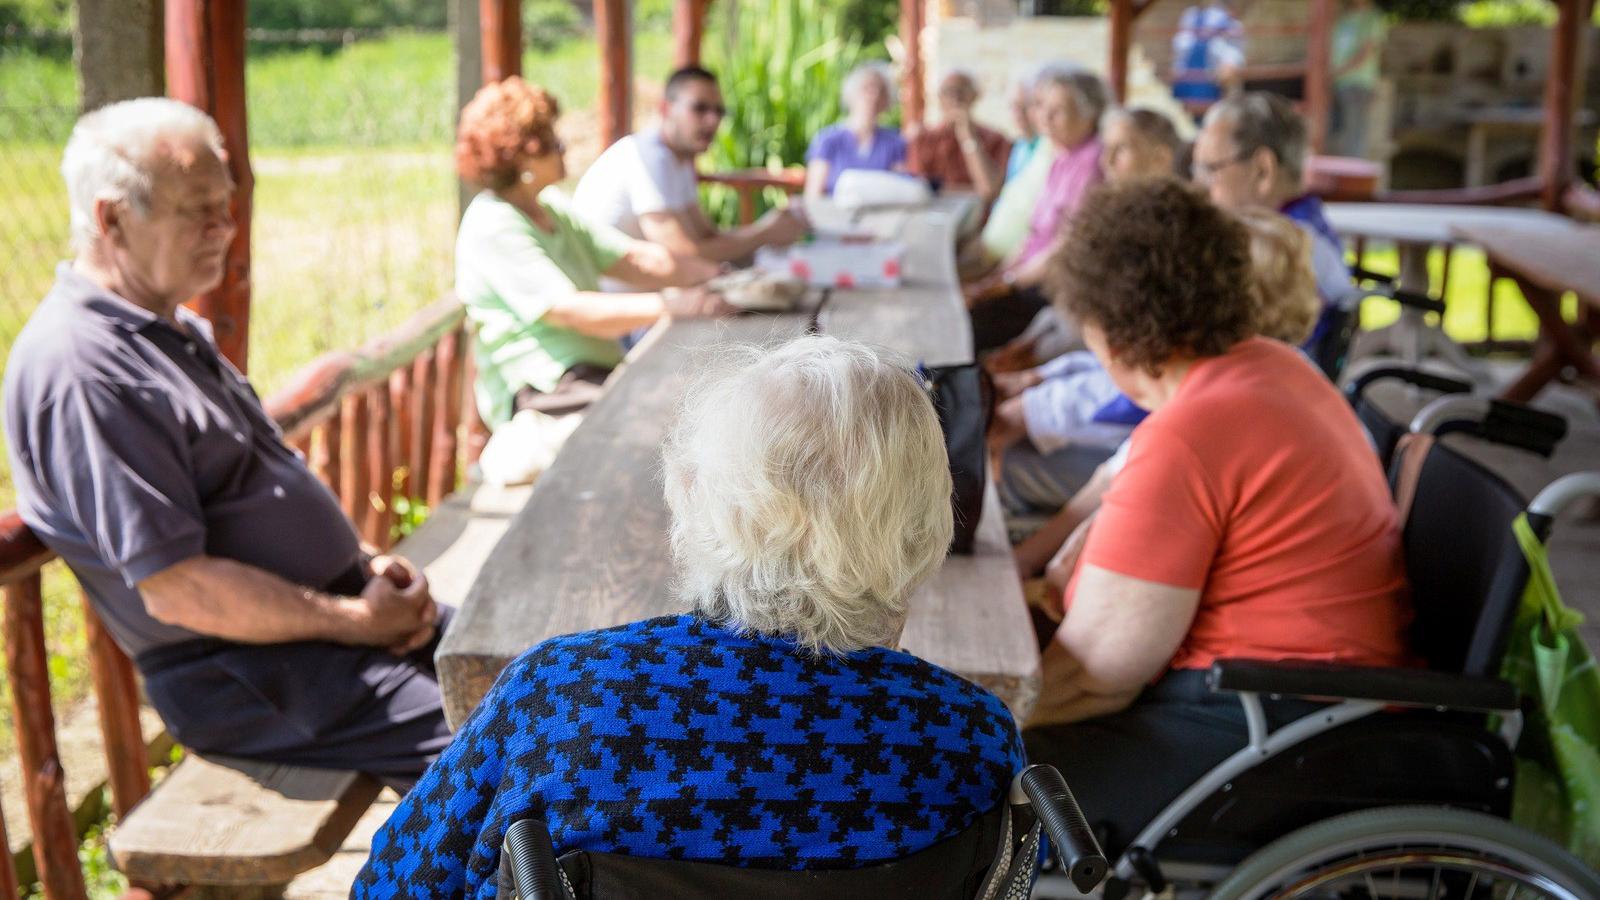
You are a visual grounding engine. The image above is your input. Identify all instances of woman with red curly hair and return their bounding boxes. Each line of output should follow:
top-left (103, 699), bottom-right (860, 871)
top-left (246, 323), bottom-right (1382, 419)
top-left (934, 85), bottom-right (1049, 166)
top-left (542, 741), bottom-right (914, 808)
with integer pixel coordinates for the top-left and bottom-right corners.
top-left (454, 77), bottom-right (729, 431)
top-left (1021, 179), bottom-right (1412, 856)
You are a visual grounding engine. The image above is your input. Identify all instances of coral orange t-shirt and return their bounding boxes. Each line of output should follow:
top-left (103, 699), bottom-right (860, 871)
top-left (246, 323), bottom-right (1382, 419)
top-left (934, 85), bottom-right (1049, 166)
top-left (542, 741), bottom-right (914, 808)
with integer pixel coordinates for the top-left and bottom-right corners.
top-left (1068, 337), bottom-right (1413, 671)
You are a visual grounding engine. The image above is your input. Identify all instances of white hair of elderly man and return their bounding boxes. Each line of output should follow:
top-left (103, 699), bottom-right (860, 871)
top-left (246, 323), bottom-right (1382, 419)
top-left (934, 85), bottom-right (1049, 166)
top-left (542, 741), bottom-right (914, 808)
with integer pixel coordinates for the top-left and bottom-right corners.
top-left (661, 335), bottom-right (954, 656)
top-left (61, 97), bottom-right (226, 251)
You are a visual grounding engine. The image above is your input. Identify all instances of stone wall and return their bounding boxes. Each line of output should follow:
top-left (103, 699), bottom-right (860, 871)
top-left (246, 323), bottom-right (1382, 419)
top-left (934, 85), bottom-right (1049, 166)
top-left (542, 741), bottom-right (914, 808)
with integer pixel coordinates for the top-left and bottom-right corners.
top-left (923, 15), bottom-right (1197, 137)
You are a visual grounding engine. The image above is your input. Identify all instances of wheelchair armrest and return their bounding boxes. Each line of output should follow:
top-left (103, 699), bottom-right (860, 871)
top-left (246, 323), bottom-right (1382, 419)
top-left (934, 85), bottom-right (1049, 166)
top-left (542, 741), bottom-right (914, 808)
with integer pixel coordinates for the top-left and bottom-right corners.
top-left (1344, 365), bottom-right (1473, 405)
top-left (1207, 659), bottom-right (1519, 713)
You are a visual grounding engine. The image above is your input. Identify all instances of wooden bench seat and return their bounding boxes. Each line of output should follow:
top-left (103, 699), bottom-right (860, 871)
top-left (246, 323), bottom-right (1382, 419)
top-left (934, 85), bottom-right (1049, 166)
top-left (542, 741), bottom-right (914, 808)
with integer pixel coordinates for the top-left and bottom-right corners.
top-left (106, 480), bottom-right (532, 894)
top-left (108, 754), bottom-right (381, 893)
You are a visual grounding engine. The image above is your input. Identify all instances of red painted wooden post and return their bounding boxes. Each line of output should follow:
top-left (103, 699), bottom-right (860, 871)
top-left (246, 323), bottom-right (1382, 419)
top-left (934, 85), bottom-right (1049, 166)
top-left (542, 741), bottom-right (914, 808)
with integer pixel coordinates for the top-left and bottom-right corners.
top-left (0, 798), bottom-right (16, 900)
top-left (672, 0), bottom-right (710, 69)
top-left (340, 393), bottom-right (370, 530)
top-left (899, 0), bottom-right (925, 130)
top-left (1538, 0), bottom-right (1585, 211)
top-left (82, 597), bottom-right (149, 818)
top-left (463, 348), bottom-right (490, 465)
top-left (165, 0), bottom-right (252, 372)
top-left (1303, 0), bottom-right (1335, 154)
top-left (411, 352), bottom-right (438, 506)
top-left (427, 330), bottom-right (465, 509)
top-left (480, 0), bottom-right (522, 83)
top-left (391, 367), bottom-right (415, 501)
top-left (311, 411), bottom-right (342, 496)
top-left (1109, 0), bottom-right (1133, 103)
top-left (366, 384), bottom-right (394, 549)
top-left (4, 576), bottom-right (88, 900)
top-left (595, 0), bottom-right (633, 149)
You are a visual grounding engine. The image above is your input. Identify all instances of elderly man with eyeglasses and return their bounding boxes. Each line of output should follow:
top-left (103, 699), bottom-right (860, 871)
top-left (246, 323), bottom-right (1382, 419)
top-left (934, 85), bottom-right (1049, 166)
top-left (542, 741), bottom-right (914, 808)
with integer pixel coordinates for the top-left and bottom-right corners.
top-left (3, 98), bottom-right (451, 791)
top-left (1191, 92), bottom-right (1358, 352)
top-left (574, 65), bottom-right (806, 283)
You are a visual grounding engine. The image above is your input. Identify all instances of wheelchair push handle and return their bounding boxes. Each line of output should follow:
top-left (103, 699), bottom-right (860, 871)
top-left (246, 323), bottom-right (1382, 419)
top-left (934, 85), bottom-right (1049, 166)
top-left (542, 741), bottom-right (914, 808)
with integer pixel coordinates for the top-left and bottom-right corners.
top-left (1016, 764), bottom-right (1109, 893)
top-left (502, 819), bottom-right (567, 900)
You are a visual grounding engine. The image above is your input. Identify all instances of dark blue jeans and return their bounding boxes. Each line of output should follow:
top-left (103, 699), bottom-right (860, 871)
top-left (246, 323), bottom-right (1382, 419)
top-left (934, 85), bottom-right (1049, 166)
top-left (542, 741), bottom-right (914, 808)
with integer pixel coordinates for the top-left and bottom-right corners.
top-left (140, 605), bottom-right (455, 793)
top-left (1023, 669), bottom-right (1326, 856)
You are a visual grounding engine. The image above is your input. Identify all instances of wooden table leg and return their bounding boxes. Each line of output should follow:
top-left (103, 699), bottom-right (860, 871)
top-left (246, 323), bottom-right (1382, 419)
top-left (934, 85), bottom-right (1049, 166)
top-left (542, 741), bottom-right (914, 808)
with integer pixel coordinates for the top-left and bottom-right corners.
top-left (1498, 277), bottom-right (1600, 403)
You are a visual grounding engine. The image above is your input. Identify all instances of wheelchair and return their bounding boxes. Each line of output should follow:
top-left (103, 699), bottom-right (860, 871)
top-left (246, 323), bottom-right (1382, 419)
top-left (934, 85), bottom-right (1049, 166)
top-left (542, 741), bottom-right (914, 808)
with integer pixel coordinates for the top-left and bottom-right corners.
top-left (497, 764), bottom-right (1110, 899)
top-left (1030, 396), bottom-right (1600, 900)
top-left (1309, 268), bottom-right (1450, 383)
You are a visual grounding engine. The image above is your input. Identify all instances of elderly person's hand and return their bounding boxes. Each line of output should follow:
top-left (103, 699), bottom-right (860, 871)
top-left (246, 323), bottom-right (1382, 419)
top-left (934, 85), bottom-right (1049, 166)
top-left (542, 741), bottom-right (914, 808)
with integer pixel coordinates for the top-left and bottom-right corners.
top-left (756, 206), bottom-right (809, 247)
top-left (987, 394), bottom-right (1029, 462)
top-left (992, 367), bottom-right (1043, 400)
top-left (662, 285), bottom-right (737, 319)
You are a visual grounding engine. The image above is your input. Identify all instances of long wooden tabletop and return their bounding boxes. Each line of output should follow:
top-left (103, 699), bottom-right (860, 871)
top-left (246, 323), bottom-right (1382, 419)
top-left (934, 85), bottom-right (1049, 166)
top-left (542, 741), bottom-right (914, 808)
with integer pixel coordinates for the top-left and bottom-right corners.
top-left (1323, 203), bottom-right (1572, 246)
top-left (1451, 220), bottom-right (1600, 308)
top-left (436, 202), bottom-right (1041, 727)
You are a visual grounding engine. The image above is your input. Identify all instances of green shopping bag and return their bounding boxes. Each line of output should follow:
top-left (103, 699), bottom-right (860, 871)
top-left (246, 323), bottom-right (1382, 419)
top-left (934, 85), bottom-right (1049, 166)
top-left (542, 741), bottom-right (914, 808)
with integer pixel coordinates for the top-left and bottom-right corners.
top-left (1502, 514), bottom-right (1600, 867)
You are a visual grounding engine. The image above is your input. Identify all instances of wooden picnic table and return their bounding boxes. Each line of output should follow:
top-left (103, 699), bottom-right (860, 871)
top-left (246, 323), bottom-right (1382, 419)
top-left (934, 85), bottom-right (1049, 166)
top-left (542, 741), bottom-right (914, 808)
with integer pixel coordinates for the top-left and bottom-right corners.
top-left (436, 201), bottom-right (1041, 729)
top-left (1325, 203), bottom-right (1575, 372)
top-left (1451, 218), bottom-right (1600, 404)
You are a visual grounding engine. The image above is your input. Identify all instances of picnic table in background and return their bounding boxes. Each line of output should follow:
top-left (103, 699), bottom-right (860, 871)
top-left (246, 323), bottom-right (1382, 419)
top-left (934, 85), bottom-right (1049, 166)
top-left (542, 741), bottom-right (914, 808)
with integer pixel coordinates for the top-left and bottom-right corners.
top-left (1452, 218), bottom-right (1600, 405)
top-left (436, 198), bottom-right (1041, 728)
top-left (1326, 203), bottom-right (1574, 371)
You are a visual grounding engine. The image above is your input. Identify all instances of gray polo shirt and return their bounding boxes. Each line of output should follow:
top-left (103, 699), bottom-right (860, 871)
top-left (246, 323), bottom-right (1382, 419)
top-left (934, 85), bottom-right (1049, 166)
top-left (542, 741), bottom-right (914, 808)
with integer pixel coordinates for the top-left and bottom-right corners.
top-left (3, 264), bottom-right (364, 659)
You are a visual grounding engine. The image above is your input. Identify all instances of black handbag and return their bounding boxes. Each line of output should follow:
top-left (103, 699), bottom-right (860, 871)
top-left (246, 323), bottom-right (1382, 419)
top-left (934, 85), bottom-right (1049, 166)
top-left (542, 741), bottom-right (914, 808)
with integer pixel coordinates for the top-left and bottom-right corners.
top-left (920, 363), bottom-right (993, 555)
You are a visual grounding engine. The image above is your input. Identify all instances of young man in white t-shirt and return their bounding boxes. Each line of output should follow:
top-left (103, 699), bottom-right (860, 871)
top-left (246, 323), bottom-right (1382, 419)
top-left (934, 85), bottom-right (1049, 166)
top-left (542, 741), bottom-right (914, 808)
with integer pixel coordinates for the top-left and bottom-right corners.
top-left (573, 66), bottom-right (806, 286)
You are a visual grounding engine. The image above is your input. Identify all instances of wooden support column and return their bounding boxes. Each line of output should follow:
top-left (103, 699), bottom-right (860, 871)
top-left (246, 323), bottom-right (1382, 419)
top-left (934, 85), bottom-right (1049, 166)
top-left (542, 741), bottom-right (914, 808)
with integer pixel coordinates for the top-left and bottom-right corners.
top-left (1108, 0), bottom-right (1133, 103)
top-left (74, 0), bottom-right (163, 112)
top-left (82, 599), bottom-right (150, 819)
top-left (900, 0), bottom-right (926, 129)
top-left (5, 578), bottom-right (86, 900)
top-left (1303, 0), bottom-right (1336, 154)
top-left (596, 0), bottom-right (633, 149)
top-left (672, 0), bottom-right (711, 69)
top-left (480, 0), bottom-right (522, 83)
top-left (1538, 0), bottom-right (1587, 211)
top-left (166, 0), bottom-right (253, 372)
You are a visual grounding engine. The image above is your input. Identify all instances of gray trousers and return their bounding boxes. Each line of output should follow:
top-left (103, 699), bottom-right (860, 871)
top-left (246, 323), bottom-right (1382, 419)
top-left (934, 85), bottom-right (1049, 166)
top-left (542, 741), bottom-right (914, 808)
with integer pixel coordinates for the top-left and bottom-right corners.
top-left (999, 441), bottom-right (1115, 516)
top-left (1330, 84), bottom-right (1375, 158)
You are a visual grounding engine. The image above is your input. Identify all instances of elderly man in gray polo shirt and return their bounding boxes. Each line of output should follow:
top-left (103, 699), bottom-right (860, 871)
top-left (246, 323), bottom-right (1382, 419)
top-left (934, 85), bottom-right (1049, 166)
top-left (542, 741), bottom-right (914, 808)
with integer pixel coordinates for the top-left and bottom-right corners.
top-left (3, 98), bottom-right (450, 790)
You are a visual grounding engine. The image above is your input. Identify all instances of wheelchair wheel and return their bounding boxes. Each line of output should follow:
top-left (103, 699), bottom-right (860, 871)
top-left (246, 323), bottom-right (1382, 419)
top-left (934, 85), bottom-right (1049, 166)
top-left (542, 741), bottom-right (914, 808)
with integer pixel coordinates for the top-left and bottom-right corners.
top-left (1206, 806), bottom-right (1600, 900)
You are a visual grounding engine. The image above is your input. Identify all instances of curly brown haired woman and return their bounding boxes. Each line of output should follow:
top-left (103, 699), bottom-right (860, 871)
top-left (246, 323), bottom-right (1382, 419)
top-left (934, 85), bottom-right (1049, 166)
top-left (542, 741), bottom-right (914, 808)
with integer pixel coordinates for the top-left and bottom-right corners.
top-left (1023, 179), bottom-right (1413, 856)
top-left (454, 77), bottom-right (730, 433)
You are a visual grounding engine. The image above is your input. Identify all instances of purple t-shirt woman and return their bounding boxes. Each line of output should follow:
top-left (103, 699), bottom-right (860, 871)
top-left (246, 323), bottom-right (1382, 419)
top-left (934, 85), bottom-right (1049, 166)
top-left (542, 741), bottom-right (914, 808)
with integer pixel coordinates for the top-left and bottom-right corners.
top-left (805, 124), bottom-right (908, 194)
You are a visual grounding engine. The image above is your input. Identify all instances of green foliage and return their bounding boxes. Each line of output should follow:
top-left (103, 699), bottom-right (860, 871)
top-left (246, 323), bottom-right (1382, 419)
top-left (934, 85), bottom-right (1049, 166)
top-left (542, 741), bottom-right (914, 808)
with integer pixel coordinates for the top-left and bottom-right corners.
top-left (839, 0), bottom-right (899, 51)
top-left (77, 817), bottom-right (128, 899)
top-left (392, 491), bottom-right (431, 540)
top-left (0, 0), bottom-right (68, 32)
top-left (1457, 0), bottom-right (1556, 26)
top-left (700, 0), bottom-right (871, 225)
top-left (523, 0), bottom-right (585, 52)
top-left (246, 0), bottom-right (446, 31)
top-left (1034, 0), bottom-right (1110, 16)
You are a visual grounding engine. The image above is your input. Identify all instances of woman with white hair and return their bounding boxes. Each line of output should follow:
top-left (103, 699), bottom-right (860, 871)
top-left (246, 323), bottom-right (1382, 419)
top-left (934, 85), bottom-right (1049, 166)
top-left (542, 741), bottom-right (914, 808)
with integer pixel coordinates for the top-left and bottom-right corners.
top-left (804, 63), bottom-right (907, 199)
top-left (965, 66), bottom-right (1110, 352)
top-left (354, 336), bottom-right (1025, 896)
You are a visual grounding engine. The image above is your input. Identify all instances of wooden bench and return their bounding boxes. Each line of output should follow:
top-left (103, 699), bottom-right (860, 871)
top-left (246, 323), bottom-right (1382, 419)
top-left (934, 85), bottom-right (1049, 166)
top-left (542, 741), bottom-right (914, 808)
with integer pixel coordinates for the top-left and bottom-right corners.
top-left (104, 480), bottom-right (532, 895)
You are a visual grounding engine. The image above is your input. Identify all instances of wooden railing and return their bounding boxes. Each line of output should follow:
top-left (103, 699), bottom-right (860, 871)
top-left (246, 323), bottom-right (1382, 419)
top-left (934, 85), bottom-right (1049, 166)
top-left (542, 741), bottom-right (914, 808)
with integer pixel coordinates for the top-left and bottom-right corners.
top-left (0, 297), bottom-right (478, 899)
top-left (699, 168), bottom-right (806, 225)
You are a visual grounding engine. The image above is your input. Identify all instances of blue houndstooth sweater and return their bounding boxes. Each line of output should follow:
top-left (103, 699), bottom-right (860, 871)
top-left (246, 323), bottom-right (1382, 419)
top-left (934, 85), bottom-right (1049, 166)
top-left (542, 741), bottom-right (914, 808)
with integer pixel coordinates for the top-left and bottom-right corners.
top-left (353, 613), bottom-right (1024, 898)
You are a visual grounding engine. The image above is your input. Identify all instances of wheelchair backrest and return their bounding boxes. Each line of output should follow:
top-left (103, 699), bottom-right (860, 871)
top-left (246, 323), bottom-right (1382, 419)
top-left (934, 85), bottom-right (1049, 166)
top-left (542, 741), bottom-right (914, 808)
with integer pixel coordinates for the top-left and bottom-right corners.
top-left (1392, 439), bottom-right (1530, 677)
